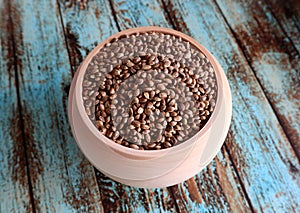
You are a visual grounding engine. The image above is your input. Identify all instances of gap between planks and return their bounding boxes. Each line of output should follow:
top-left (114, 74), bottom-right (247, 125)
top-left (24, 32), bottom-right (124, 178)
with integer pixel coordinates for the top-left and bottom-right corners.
top-left (56, 0), bottom-right (76, 77)
top-left (213, 0), bottom-right (300, 160)
top-left (6, 1), bottom-right (36, 212)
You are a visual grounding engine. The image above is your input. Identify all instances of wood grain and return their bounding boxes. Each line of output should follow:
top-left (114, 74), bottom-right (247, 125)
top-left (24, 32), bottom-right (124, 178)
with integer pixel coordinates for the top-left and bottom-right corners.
top-left (0, 1), bottom-right (32, 212)
top-left (162, 0), bottom-right (300, 212)
top-left (111, 0), bottom-right (252, 212)
top-left (1, 0), bottom-right (299, 212)
top-left (266, 0), bottom-right (300, 53)
top-left (168, 146), bottom-right (252, 213)
top-left (7, 0), bottom-right (103, 211)
top-left (57, 0), bottom-right (178, 212)
top-left (215, 0), bottom-right (300, 159)
top-left (96, 171), bottom-right (177, 212)
top-left (57, 0), bottom-right (118, 74)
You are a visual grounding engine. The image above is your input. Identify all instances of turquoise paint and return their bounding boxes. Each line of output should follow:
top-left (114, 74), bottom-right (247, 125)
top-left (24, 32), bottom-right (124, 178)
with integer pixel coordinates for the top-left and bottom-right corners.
top-left (1, 0), bottom-right (299, 212)
top-left (9, 0), bottom-right (103, 211)
top-left (0, 2), bottom-right (32, 210)
top-left (216, 0), bottom-right (300, 160)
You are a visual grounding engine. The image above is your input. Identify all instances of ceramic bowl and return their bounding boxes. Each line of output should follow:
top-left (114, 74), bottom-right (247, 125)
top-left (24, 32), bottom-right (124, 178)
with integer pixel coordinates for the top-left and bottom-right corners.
top-left (68, 26), bottom-right (232, 188)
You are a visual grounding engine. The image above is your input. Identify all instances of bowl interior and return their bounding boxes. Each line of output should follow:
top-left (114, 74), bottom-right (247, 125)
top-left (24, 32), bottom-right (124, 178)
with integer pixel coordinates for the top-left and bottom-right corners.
top-left (75, 26), bottom-right (223, 157)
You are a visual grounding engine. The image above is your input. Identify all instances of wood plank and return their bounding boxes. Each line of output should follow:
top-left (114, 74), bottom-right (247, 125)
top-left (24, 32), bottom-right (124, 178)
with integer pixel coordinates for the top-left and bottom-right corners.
top-left (57, 0), bottom-right (118, 73)
top-left (215, 0), bottom-right (300, 159)
top-left (57, 0), bottom-right (178, 212)
top-left (95, 171), bottom-right (177, 212)
top-left (0, 1), bottom-right (33, 212)
top-left (8, 0), bottom-right (103, 211)
top-left (266, 0), bottom-right (300, 52)
top-left (169, 145), bottom-right (252, 213)
top-left (162, 0), bottom-right (300, 211)
top-left (110, 0), bottom-right (253, 212)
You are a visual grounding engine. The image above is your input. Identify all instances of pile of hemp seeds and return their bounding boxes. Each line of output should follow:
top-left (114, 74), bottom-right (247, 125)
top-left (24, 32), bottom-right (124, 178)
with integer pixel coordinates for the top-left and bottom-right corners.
top-left (82, 32), bottom-right (217, 150)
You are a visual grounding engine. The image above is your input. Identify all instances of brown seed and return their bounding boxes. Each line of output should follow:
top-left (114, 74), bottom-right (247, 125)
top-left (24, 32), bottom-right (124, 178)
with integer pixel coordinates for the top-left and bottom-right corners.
top-left (126, 60), bottom-right (134, 67)
top-left (145, 134), bottom-right (151, 143)
top-left (140, 98), bottom-right (147, 103)
top-left (137, 107), bottom-right (144, 114)
top-left (141, 124), bottom-right (150, 130)
top-left (149, 55), bottom-right (156, 61)
top-left (154, 97), bottom-right (161, 102)
top-left (166, 106), bottom-right (174, 112)
top-left (95, 120), bottom-right (103, 128)
top-left (200, 115), bottom-right (206, 120)
top-left (199, 102), bottom-right (206, 110)
top-left (110, 88), bottom-right (115, 94)
top-left (143, 129), bottom-right (150, 134)
top-left (136, 79), bottom-right (144, 85)
top-left (145, 108), bottom-right (152, 115)
top-left (133, 57), bottom-right (141, 63)
top-left (130, 144), bottom-right (140, 150)
top-left (144, 92), bottom-right (150, 99)
top-left (149, 115), bottom-right (155, 122)
top-left (164, 142), bottom-right (172, 148)
top-left (142, 64), bottom-right (152, 70)
top-left (174, 125), bottom-right (181, 131)
top-left (149, 90), bottom-right (155, 98)
top-left (204, 100), bottom-right (210, 108)
top-left (159, 92), bottom-right (168, 98)
top-left (164, 60), bottom-right (171, 67)
top-left (174, 116), bottom-right (182, 122)
top-left (170, 121), bottom-right (177, 126)
top-left (165, 131), bottom-right (172, 137)
top-left (132, 120), bottom-right (140, 127)
top-left (146, 102), bottom-right (154, 108)
top-left (156, 123), bottom-right (164, 129)
top-left (147, 143), bottom-right (156, 148)
top-left (132, 97), bottom-right (139, 104)
top-left (157, 84), bottom-right (165, 90)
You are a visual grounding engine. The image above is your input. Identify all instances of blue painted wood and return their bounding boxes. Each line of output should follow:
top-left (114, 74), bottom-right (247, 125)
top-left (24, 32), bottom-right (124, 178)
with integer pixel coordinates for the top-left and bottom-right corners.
top-left (7, 0), bottom-right (103, 211)
top-left (266, 0), bottom-right (300, 53)
top-left (216, 0), bottom-right (300, 159)
top-left (162, 0), bottom-right (300, 212)
top-left (1, 0), bottom-right (299, 212)
top-left (57, 0), bottom-right (118, 73)
top-left (0, 1), bottom-right (32, 212)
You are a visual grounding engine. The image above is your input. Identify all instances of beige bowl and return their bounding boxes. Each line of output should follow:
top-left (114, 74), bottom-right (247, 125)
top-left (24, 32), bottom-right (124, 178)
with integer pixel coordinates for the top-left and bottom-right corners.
top-left (68, 27), bottom-right (232, 188)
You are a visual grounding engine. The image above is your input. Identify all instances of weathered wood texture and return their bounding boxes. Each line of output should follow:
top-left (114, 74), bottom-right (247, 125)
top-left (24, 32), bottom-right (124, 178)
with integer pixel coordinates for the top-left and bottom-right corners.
top-left (0, 1), bottom-right (32, 212)
top-left (1, 0), bottom-right (300, 212)
top-left (6, 0), bottom-right (103, 211)
top-left (162, 0), bottom-right (300, 212)
top-left (266, 0), bottom-right (300, 53)
top-left (216, 0), bottom-right (300, 159)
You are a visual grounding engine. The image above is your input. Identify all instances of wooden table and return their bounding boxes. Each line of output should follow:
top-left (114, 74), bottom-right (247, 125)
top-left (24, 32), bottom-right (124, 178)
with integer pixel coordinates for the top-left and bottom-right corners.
top-left (1, 0), bottom-right (299, 212)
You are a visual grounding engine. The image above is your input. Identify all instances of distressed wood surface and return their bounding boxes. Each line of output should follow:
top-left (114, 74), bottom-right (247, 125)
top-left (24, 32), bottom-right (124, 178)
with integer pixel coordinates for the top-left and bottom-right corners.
top-left (4, 0), bottom-right (103, 211)
top-left (0, 0), bottom-right (299, 212)
top-left (162, 0), bottom-right (300, 212)
top-left (266, 0), bottom-right (300, 53)
top-left (216, 0), bottom-right (300, 159)
top-left (0, 1), bottom-right (32, 212)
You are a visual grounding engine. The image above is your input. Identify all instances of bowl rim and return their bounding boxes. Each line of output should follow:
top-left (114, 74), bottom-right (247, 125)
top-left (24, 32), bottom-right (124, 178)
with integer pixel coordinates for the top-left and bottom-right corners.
top-left (74, 26), bottom-right (224, 157)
